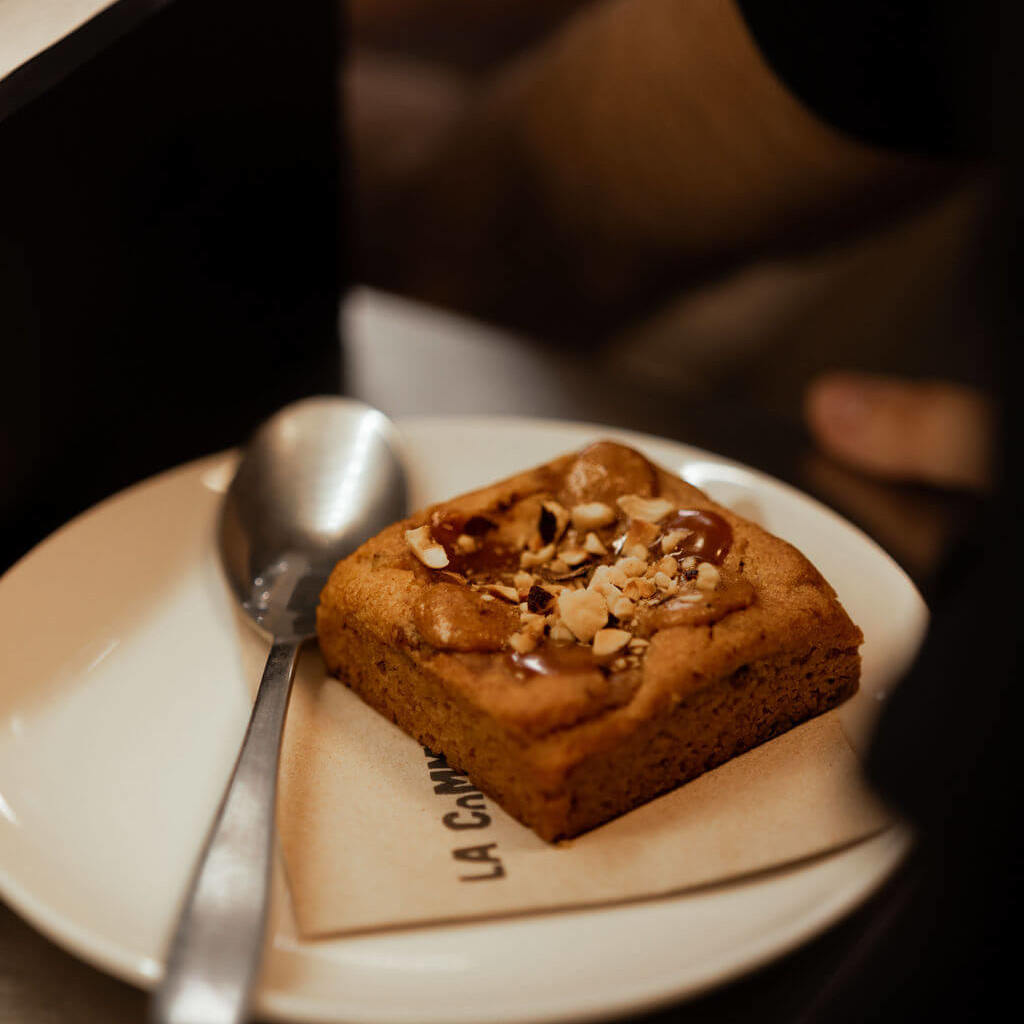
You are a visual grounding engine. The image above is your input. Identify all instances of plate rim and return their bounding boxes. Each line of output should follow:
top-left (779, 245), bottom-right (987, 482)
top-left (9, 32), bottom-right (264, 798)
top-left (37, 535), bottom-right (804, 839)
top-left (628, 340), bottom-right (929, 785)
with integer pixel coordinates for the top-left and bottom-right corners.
top-left (0, 412), bottom-right (927, 1022)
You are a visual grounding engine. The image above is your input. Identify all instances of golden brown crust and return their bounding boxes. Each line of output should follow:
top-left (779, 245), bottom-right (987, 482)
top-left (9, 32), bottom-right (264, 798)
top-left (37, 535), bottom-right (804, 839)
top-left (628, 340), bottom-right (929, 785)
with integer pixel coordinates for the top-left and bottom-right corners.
top-left (316, 441), bottom-right (862, 841)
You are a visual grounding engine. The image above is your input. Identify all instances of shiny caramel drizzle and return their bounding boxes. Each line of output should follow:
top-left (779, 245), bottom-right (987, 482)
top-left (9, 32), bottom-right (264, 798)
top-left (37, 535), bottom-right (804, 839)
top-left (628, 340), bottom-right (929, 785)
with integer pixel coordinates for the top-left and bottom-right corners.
top-left (634, 574), bottom-right (755, 635)
top-left (653, 509), bottom-right (733, 565)
top-left (508, 642), bottom-right (599, 676)
top-left (429, 510), bottom-right (520, 575)
top-left (412, 581), bottom-right (520, 651)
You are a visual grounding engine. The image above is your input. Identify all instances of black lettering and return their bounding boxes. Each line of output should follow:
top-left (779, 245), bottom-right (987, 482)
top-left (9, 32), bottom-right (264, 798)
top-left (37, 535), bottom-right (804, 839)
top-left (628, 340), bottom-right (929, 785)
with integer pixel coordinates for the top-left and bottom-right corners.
top-left (452, 843), bottom-right (506, 881)
top-left (456, 792), bottom-right (487, 811)
top-left (424, 746), bottom-right (448, 768)
top-left (442, 809), bottom-right (491, 830)
top-left (430, 768), bottom-right (476, 795)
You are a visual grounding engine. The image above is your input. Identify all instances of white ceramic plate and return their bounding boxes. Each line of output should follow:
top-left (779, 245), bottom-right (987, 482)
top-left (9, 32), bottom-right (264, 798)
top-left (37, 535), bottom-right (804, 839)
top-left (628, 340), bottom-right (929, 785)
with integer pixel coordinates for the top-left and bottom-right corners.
top-left (0, 416), bottom-right (927, 1024)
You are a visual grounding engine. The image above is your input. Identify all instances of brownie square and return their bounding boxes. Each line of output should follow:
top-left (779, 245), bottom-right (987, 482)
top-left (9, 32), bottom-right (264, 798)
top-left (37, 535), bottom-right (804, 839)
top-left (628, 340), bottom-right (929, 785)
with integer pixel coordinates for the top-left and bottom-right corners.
top-left (316, 441), bottom-right (862, 841)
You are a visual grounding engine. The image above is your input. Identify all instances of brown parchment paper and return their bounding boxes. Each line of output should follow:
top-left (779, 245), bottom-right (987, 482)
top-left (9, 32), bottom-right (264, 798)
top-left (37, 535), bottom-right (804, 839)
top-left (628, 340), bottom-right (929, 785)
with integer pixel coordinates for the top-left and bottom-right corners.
top-left (263, 634), bottom-right (891, 940)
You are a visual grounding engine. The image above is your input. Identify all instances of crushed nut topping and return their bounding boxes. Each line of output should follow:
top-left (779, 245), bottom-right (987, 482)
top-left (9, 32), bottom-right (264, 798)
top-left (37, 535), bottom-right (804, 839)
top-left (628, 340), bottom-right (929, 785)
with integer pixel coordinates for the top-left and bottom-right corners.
top-left (695, 562), bottom-right (721, 592)
top-left (590, 563), bottom-right (626, 591)
top-left (621, 519), bottom-right (659, 551)
top-left (661, 529), bottom-right (691, 554)
top-left (559, 547), bottom-right (590, 567)
top-left (592, 579), bottom-right (623, 613)
top-left (548, 622), bottom-right (575, 644)
top-left (592, 628), bottom-right (632, 659)
top-left (539, 500), bottom-right (571, 545)
top-left (656, 555), bottom-right (678, 577)
top-left (653, 571), bottom-right (676, 593)
top-left (556, 588), bottom-right (609, 642)
top-left (571, 502), bottom-right (617, 531)
top-left (616, 495), bottom-right (674, 523)
top-left (411, 477), bottom-right (738, 674)
top-left (615, 555), bottom-right (648, 578)
top-left (405, 525), bottom-right (450, 569)
top-left (520, 543), bottom-right (556, 568)
top-left (508, 629), bottom-right (540, 654)
top-left (526, 584), bottom-right (555, 613)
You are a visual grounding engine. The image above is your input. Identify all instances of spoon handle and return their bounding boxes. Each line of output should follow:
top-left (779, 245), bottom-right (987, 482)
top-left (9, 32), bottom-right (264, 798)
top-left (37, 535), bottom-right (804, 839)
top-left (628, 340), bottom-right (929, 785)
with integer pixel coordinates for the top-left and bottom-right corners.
top-left (151, 637), bottom-right (304, 1024)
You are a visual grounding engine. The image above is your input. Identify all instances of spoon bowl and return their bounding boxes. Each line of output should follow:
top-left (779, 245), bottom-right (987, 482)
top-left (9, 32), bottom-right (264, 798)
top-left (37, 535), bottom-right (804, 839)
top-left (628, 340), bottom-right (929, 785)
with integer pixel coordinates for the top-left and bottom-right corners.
top-left (152, 396), bottom-right (407, 1024)
top-left (219, 397), bottom-right (407, 638)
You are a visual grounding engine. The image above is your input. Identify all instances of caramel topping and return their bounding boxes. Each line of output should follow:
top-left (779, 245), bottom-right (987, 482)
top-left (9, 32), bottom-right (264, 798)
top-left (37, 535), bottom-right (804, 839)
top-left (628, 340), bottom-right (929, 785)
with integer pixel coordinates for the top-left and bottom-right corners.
top-left (404, 446), bottom-right (750, 669)
top-left (509, 642), bottom-right (599, 677)
top-left (559, 442), bottom-right (660, 506)
top-left (654, 509), bottom-right (733, 565)
top-left (634, 575), bottom-right (755, 634)
top-left (430, 511), bottom-right (519, 575)
top-left (413, 582), bottom-right (519, 651)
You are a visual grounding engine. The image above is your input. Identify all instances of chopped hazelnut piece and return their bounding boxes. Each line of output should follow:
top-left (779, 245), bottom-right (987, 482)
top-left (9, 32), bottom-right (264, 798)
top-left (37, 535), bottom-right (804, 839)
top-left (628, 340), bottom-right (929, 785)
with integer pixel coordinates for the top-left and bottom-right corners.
top-left (623, 543), bottom-right (650, 561)
top-left (621, 579), bottom-right (644, 601)
top-left (657, 555), bottom-right (679, 577)
top-left (520, 543), bottom-right (556, 568)
top-left (627, 636), bottom-right (650, 651)
top-left (637, 578), bottom-right (658, 598)
top-left (526, 584), bottom-right (555, 613)
top-left (616, 495), bottom-right (675, 523)
top-left (559, 548), bottom-right (590, 567)
top-left (571, 502), bottom-right (617, 531)
top-left (509, 611), bottom-right (545, 653)
top-left (593, 580), bottom-right (623, 612)
top-left (612, 596), bottom-right (635, 621)
top-left (548, 557), bottom-right (571, 575)
top-left (695, 562), bottom-right (721, 591)
top-left (508, 630), bottom-right (540, 654)
top-left (556, 588), bottom-right (609, 642)
top-left (586, 565), bottom-right (619, 592)
top-left (653, 572), bottom-right (677, 594)
top-left (483, 583), bottom-right (519, 603)
top-left (405, 525), bottom-right (450, 569)
top-left (549, 622), bottom-right (575, 644)
top-left (592, 628), bottom-right (632, 659)
top-left (615, 555), bottom-right (647, 578)
top-left (661, 529), bottom-right (692, 554)
top-left (455, 534), bottom-right (478, 554)
top-left (513, 570), bottom-right (535, 590)
top-left (622, 519), bottom-right (659, 550)
top-left (583, 532), bottom-right (607, 556)
top-left (539, 500), bottom-right (571, 544)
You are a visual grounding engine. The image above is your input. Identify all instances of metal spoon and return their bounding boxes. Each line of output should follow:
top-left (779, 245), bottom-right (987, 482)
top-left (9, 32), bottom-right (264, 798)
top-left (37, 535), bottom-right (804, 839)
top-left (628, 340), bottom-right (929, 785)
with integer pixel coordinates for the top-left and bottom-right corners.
top-left (151, 396), bottom-right (407, 1024)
